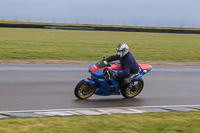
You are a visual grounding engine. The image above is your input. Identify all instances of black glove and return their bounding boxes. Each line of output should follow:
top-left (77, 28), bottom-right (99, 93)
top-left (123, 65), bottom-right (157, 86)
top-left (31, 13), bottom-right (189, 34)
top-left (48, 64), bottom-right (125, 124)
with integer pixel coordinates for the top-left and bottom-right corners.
top-left (109, 70), bottom-right (118, 80)
top-left (103, 68), bottom-right (118, 80)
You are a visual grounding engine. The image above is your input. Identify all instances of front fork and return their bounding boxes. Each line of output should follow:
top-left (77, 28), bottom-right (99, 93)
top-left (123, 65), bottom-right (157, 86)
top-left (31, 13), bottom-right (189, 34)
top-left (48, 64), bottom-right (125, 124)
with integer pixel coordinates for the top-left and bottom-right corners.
top-left (83, 77), bottom-right (97, 91)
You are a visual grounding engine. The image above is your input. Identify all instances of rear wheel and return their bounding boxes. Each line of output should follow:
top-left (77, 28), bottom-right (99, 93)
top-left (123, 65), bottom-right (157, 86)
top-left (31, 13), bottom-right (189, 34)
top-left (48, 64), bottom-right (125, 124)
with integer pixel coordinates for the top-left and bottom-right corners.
top-left (74, 80), bottom-right (96, 99)
top-left (121, 78), bottom-right (144, 98)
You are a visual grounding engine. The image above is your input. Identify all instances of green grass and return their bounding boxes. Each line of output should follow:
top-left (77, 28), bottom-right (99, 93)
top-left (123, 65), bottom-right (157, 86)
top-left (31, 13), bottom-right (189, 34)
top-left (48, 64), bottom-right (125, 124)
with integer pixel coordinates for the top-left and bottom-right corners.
top-left (0, 111), bottom-right (200, 133)
top-left (0, 27), bottom-right (200, 62)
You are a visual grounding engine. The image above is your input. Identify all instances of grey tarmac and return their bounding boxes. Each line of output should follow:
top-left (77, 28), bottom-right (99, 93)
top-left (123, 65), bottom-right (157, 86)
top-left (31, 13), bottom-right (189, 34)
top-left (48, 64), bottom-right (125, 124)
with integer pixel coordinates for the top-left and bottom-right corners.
top-left (0, 64), bottom-right (199, 112)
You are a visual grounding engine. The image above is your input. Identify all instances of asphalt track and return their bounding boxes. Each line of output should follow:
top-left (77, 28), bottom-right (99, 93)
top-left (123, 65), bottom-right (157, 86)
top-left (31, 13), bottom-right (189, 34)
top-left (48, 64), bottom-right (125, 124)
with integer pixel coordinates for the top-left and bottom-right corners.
top-left (0, 64), bottom-right (199, 111)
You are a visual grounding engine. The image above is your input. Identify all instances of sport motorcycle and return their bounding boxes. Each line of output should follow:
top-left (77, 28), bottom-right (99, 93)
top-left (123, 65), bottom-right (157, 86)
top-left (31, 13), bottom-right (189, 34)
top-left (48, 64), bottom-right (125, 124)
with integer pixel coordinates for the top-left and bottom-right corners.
top-left (74, 56), bottom-right (152, 99)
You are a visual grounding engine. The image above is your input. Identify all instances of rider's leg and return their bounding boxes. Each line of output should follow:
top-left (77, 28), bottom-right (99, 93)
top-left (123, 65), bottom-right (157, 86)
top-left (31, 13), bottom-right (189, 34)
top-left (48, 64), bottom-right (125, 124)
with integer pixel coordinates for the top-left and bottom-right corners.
top-left (119, 75), bottom-right (130, 92)
top-left (120, 73), bottom-right (139, 92)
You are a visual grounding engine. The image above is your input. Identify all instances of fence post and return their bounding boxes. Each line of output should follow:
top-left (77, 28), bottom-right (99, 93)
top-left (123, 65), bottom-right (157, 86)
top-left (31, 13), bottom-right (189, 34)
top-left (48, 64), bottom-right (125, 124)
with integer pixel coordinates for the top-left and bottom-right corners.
top-left (168, 23), bottom-right (171, 27)
top-left (157, 22), bottom-right (160, 27)
top-left (99, 20), bottom-right (102, 25)
top-left (145, 22), bottom-right (148, 27)
top-left (134, 22), bottom-right (137, 26)
top-left (111, 20), bottom-right (114, 25)
top-left (192, 24), bottom-right (195, 28)
top-left (180, 22), bottom-right (184, 28)
top-left (123, 21), bottom-right (126, 26)
top-left (53, 19), bottom-right (56, 23)
top-left (76, 19), bottom-right (79, 24)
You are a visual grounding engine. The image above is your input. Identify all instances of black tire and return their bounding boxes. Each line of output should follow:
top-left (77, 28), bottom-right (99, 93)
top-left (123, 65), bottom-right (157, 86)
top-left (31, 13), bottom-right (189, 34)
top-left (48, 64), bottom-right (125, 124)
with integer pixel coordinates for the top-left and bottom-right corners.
top-left (74, 79), bottom-right (96, 99)
top-left (121, 78), bottom-right (144, 98)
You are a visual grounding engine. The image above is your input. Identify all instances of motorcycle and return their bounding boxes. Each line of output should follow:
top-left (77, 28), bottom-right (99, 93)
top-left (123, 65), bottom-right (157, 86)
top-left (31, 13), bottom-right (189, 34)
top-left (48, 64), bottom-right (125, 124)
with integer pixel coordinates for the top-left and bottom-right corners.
top-left (74, 56), bottom-right (152, 99)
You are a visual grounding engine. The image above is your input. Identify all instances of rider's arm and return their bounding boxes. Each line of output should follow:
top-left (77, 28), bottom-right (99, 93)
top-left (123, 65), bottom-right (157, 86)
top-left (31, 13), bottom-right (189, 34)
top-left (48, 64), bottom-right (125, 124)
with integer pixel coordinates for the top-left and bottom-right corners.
top-left (118, 63), bottom-right (131, 78)
top-left (106, 54), bottom-right (120, 62)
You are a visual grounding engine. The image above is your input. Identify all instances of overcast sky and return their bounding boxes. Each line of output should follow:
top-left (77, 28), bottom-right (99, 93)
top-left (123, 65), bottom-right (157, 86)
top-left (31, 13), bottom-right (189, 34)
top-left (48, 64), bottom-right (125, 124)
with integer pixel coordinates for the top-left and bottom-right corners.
top-left (0, 0), bottom-right (200, 28)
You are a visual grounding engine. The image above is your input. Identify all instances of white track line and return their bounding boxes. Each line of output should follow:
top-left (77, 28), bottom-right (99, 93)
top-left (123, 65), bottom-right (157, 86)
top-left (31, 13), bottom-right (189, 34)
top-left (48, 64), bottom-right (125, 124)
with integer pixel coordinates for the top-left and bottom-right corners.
top-left (0, 104), bottom-right (200, 113)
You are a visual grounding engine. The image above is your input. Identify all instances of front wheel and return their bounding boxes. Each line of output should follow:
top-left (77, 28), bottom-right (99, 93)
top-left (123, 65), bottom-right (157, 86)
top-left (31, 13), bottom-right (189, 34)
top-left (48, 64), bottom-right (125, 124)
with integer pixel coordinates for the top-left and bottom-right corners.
top-left (74, 80), bottom-right (96, 99)
top-left (121, 78), bottom-right (144, 98)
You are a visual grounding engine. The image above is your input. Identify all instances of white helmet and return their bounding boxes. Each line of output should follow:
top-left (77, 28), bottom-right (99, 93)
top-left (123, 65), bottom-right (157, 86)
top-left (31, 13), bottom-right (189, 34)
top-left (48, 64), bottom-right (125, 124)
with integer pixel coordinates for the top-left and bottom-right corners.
top-left (116, 42), bottom-right (129, 57)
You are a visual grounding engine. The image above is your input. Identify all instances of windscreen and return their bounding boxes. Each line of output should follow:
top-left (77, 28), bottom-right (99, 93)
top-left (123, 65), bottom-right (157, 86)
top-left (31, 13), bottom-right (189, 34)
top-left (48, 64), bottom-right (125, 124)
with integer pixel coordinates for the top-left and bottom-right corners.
top-left (95, 59), bottom-right (110, 68)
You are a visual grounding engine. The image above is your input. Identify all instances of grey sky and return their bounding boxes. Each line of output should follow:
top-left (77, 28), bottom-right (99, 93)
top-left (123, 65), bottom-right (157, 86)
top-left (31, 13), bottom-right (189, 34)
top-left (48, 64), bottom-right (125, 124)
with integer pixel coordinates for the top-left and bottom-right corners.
top-left (0, 0), bottom-right (200, 28)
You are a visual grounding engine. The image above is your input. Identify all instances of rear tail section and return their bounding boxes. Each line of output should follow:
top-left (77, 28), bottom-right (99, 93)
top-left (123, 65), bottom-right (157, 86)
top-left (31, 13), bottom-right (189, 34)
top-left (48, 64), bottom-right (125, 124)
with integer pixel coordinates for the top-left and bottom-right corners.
top-left (134, 64), bottom-right (152, 80)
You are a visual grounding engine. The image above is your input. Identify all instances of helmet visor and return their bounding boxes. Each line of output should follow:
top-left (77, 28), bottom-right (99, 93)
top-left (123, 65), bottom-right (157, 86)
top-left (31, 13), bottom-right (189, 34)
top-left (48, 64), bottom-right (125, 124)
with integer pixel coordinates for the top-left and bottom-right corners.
top-left (117, 50), bottom-right (123, 56)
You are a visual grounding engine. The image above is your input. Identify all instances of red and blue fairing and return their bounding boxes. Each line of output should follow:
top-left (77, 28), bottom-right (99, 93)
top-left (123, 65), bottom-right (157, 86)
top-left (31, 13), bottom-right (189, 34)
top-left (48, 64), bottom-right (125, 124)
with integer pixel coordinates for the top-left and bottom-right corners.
top-left (83, 59), bottom-right (152, 96)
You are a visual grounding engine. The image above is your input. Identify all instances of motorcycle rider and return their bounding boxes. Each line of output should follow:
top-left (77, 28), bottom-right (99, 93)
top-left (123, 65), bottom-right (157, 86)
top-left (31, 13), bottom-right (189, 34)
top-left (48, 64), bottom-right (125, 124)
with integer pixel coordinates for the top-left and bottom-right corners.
top-left (106, 42), bottom-right (139, 92)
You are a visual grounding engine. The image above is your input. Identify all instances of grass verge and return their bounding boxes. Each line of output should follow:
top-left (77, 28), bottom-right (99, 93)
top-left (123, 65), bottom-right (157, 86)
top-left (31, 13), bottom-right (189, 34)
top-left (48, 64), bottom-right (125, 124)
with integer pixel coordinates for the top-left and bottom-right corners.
top-left (0, 27), bottom-right (199, 62)
top-left (0, 111), bottom-right (200, 133)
